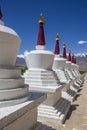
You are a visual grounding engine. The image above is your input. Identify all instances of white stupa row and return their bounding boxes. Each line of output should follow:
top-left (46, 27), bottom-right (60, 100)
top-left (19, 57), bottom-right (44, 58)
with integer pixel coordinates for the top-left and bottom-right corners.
top-left (0, 9), bottom-right (46, 130)
top-left (52, 36), bottom-right (83, 102)
top-left (24, 14), bottom-right (71, 124)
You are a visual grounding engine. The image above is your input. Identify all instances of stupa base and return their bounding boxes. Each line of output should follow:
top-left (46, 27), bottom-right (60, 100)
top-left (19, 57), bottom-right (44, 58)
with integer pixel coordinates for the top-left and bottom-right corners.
top-left (70, 80), bottom-right (81, 92)
top-left (24, 69), bottom-right (70, 124)
top-left (62, 81), bottom-right (77, 102)
top-left (37, 87), bottom-right (70, 124)
top-left (38, 98), bottom-right (70, 124)
top-left (62, 90), bottom-right (76, 102)
top-left (53, 69), bottom-right (68, 83)
top-left (0, 92), bottom-right (46, 130)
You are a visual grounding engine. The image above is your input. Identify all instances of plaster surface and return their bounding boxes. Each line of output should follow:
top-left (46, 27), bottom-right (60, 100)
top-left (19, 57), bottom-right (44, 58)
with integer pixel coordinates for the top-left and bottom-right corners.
top-left (0, 92), bottom-right (46, 130)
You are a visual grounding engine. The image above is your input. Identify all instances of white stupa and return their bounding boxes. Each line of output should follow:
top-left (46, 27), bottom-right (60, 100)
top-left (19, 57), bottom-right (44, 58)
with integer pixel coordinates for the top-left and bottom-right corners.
top-left (71, 55), bottom-right (83, 84)
top-left (64, 50), bottom-right (75, 80)
top-left (52, 37), bottom-right (76, 102)
top-left (24, 14), bottom-right (70, 124)
top-left (0, 9), bottom-right (29, 107)
top-left (0, 9), bottom-right (46, 130)
top-left (52, 35), bottom-right (68, 83)
top-left (64, 48), bottom-right (82, 92)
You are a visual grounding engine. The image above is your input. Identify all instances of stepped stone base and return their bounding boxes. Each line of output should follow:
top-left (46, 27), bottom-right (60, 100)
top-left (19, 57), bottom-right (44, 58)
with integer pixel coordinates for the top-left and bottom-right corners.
top-left (65, 69), bottom-right (75, 80)
top-left (24, 69), bottom-right (61, 91)
top-left (70, 85), bottom-right (80, 92)
top-left (0, 92), bottom-right (46, 130)
top-left (70, 80), bottom-right (81, 92)
top-left (74, 81), bottom-right (81, 87)
top-left (38, 98), bottom-right (70, 124)
top-left (53, 69), bottom-right (76, 102)
top-left (0, 67), bottom-right (30, 107)
top-left (24, 69), bottom-right (71, 124)
top-left (54, 69), bottom-right (68, 83)
top-left (62, 89), bottom-right (76, 102)
top-left (62, 82), bottom-right (77, 102)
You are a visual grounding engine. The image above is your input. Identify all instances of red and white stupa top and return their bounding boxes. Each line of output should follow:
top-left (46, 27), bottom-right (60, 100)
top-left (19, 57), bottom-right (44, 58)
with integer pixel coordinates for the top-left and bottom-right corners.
top-left (24, 14), bottom-right (54, 70)
top-left (52, 35), bottom-right (66, 70)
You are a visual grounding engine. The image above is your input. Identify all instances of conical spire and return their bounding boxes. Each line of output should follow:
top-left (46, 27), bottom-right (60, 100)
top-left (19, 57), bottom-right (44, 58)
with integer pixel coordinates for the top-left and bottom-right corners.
top-left (37, 13), bottom-right (46, 46)
top-left (54, 33), bottom-right (60, 54)
top-left (71, 53), bottom-right (74, 63)
top-left (74, 55), bottom-right (76, 64)
top-left (67, 50), bottom-right (71, 61)
top-left (63, 43), bottom-right (67, 58)
top-left (0, 7), bottom-right (3, 19)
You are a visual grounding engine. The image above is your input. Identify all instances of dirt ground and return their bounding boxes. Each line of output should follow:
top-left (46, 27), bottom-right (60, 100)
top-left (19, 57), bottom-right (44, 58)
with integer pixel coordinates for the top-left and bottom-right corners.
top-left (38, 74), bottom-right (87, 130)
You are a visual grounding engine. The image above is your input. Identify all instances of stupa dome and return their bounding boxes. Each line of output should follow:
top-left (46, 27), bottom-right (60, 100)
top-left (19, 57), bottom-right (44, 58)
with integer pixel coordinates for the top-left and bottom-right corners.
top-left (0, 23), bottom-right (20, 38)
top-left (0, 20), bottom-right (21, 66)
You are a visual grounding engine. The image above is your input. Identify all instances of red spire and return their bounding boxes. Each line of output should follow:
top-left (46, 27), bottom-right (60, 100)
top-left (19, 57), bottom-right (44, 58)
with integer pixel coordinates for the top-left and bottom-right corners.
top-left (72, 54), bottom-right (74, 63)
top-left (63, 44), bottom-right (67, 58)
top-left (74, 55), bottom-right (76, 64)
top-left (67, 50), bottom-right (71, 61)
top-left (0, 7), bottom-right (3, 19)
top-left (37, 13), bottom-right (46, 46)
top-left (54, 34), bottom-right (60, 54)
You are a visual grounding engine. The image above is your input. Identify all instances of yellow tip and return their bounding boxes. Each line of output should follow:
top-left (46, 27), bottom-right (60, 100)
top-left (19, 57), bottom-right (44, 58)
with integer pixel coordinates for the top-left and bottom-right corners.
top-left (39, 13), bottom-right (44, 23)
top-left (68, 50), bottom-right (71, 53)
top-left (74, 55), bottom-right (76, 58)
top-left (72, 53), bottom-right (74, 56)
top-left (56, 33), bottom-right (60, 40)
top-left (63, 43), bottom-right (66, 48)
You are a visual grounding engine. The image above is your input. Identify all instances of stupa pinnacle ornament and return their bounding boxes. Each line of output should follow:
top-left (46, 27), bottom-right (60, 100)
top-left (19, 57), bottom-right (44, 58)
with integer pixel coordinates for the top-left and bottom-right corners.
top-left (68, 50), bottom-right (71, 61)
top-left (63, 43), bottom-right (67, 58)
top-left (54, 33), bottom-right (60, 54)
top-left (0, 7), bottom-right (3, 19)
top-left (37, 13), bottom-right (46, 46)
top-left (39, 13), bottom-right (44, 23)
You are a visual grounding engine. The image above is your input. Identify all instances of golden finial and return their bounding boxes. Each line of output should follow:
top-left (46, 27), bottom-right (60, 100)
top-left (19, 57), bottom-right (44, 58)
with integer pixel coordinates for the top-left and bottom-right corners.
top-left (63, 43), bottom-right (66, 48)
top-left (39, 13), bottom-right (44, 23)
top-left (72, 53), bottom-right (74, 56)
top-left (74, 55), bottom-right (76, 58)
top-left (56, 33), bottom-right (60, 41)
top-left (68, 50), bottom-right (71, 53)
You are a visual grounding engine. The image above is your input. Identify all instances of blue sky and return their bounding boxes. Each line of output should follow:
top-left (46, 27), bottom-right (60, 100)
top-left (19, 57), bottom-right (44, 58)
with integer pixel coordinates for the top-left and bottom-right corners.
top-left (0, 0), bottom-right (87, 55)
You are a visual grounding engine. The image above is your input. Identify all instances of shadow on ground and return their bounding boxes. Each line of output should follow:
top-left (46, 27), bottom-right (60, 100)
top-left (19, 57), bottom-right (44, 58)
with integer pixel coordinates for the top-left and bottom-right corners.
top-left (74, 93), bottom-right (82, 101)
top-left (64, 104), bottom-right (79, 124)
top-left (32, 122), bottom-right (57, 130)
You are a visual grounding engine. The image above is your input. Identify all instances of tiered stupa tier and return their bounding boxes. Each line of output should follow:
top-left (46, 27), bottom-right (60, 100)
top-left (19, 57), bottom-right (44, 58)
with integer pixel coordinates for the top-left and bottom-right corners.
top-left (0, 9), bottom-right (46, 130)
top-left (24, 14), bottom-right (70, 124)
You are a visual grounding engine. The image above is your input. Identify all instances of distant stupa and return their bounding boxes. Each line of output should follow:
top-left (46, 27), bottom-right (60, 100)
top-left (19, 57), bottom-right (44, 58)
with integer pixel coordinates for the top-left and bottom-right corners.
top-left (63, 44), bottom-right (67, 58)
top-left (54, 34), bottom-right (60, 54)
